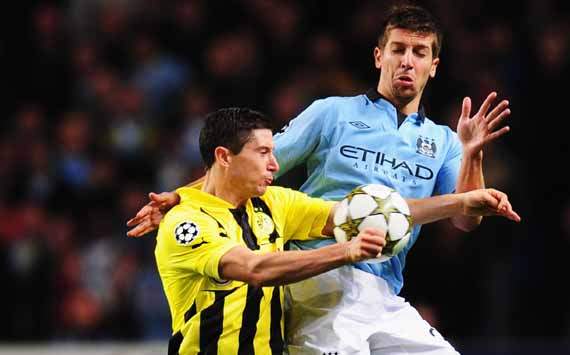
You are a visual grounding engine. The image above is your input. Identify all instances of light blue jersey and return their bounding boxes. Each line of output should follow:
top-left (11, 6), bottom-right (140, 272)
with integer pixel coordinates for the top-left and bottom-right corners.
top-left (273, 90), bottom-right (462, 294)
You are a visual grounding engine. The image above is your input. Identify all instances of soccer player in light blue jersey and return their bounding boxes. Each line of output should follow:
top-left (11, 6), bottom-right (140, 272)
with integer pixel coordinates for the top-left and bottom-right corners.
top-left (127, 4), bottom-right (513, 355)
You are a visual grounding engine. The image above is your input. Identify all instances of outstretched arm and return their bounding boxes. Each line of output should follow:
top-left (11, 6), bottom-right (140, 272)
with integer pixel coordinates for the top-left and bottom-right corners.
top-left (219, 227), bottom-right (386, 287)
top-left (452, 92), bottom-right (512, 231)
top-left (319, 188), bottom-right (520, 237)
top-left (407, 188), bottom-right (520, 226)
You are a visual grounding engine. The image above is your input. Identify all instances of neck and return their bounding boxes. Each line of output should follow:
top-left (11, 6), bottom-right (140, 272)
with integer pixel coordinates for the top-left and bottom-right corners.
top-left (202, 168), bottom-right (248, 207)
top-left (377, 82), bottom-right (422, 116)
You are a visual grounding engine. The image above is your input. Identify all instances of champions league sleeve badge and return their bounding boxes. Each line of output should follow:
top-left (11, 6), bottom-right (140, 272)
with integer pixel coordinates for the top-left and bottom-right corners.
top-left (174, 221), bottom-right (200, 245)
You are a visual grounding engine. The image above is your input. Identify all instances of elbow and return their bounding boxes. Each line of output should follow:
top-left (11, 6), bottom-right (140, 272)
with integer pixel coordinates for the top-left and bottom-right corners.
top-left (244, 257), bottom-right (269, 288)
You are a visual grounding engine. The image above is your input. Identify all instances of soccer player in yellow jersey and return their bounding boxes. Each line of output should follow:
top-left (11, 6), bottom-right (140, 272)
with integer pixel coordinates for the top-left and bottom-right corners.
top-left (151, 107), bottom-right (519, 355)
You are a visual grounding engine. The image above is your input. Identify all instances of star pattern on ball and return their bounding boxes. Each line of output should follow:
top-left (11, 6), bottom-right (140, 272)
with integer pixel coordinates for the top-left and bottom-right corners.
top-left (174, 221), bottom-right (199, 245)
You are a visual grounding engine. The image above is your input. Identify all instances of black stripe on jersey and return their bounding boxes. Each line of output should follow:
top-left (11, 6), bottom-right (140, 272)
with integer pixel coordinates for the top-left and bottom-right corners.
top-left (251, 197), bottom-right (280, 243)
top-left (237, 286), bottom-right (264, 355)
top-left (269, 286), bottom-right (284, 354)
top-left (184, 301), bottom-right (197, 323)
top-left (168, 331), bottom-right (183, 355)
top-left (230, 206), bottom-right (259, 250)
top-left (200, 207), bottom-right (229, 238)
top-left (199, 289), bottom-right (236, 355)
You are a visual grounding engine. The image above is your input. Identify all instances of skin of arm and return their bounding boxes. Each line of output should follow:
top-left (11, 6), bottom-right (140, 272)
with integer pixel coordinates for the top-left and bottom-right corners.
top-left (450, 92), bottom-right (512, 232)
top-left (218, 188), bottom-right (520, 288)
top-left (450, 151), bottom-right (484, 231)
top-left (218, 227), bottom-right (385, 288)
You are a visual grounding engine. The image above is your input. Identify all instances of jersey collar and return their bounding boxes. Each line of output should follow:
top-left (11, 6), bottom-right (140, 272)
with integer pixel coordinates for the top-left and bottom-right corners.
top-left (177, 186), bottom-right (236, 209)
top-left (365, 88), bottom-right (426, 124)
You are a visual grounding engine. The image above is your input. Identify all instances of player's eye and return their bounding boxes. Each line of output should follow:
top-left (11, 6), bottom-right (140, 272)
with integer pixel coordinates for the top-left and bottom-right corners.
top-left (414, 49), bottom-right (428, 58)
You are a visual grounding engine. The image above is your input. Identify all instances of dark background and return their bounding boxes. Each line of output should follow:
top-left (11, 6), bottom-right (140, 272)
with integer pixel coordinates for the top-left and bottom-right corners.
top-left (1, 0), bottom-right (569, 353)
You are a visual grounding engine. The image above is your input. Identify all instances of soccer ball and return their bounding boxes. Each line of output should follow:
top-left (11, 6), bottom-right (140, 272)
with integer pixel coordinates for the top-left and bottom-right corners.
top-left (333, 184), bottom-right (413, 263)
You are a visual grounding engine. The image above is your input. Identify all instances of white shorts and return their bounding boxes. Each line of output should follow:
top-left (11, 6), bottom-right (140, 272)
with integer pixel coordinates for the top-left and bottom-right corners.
top-left (285, 266), bottom-right (460, 355)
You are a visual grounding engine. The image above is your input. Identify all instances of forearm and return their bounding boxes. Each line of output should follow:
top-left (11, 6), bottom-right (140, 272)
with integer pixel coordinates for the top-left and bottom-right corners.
top-left (221, 243), bottom-right (349, 287)
top-left (456, 150), bottom-right (484, 192)
top-left (407, 194), bottom-right (464, 225)
top-left (452, 151), bottom-right (484, 229)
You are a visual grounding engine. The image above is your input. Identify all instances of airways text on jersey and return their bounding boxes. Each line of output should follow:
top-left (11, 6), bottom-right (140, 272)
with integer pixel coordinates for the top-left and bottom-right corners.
top-left (340, 144), bottom-right (434, 185)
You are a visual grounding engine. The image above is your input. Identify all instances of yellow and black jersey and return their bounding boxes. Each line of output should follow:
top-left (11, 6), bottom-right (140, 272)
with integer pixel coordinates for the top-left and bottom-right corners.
top-left (155, 185), bottom-right (334, 355)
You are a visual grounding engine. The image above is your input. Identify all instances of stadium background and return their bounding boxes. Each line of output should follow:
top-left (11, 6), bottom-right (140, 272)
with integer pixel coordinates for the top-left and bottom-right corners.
top-left (1, 0), bottom-right (569, 354)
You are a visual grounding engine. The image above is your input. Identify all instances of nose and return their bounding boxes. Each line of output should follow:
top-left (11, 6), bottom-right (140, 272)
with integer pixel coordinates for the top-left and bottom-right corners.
top-left (401, 49), bottom-right (413, 68)
top-left (268, 153), bottom-right (279, 172)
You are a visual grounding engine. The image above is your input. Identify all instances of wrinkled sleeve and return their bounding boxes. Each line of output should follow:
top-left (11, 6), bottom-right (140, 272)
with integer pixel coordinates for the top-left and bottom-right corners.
top-left (268, 187), bottom-right (334, 242)
top-left (156, 209), bottom-right (240, 280)
top-left (273, 99), bottom-right (329, 178)
top-left (434, 130), bottom-right (462, 195)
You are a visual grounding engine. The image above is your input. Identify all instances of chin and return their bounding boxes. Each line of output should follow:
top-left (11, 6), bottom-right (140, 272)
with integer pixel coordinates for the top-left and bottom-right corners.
top-left (251, 185), bottom-right (267, 197)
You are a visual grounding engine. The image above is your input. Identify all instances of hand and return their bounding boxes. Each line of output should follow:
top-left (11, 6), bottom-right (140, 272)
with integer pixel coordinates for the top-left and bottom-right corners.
top-left (345, 228), bottom-right (387, 262)
top-left (126, 192), bottom-right (180, 237)
top-left (462, 189), bottom-right (521, 222)
top-left (457, 92), bottom-right (511, 158)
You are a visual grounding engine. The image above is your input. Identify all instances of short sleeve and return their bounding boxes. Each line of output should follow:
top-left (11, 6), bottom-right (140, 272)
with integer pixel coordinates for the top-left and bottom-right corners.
top-left (433, 130), bottom-right (462, 195)
top-left (156, 208), bottom-right (240, 280)
top-left (273, 99), bottom-right (330, 177)
top-left (266, 187), bottom-right (334, 242)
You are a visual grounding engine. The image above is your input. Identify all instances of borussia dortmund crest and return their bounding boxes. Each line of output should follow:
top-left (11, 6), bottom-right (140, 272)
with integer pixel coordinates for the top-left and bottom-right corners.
top-left (254, 211), bottom-right (275, 235)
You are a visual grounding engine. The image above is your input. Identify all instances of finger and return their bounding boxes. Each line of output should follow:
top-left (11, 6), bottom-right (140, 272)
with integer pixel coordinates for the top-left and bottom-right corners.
top-left (487, 108), bottom-right (511, 131)
top-left (362, 241), bottom-right (384, 257)
top-left (126, 206), bottom-right (153, 225)
top-left (460, 97), bottom-right (472, 119)
top-left (149, 192), bottom-right (167, 203)
top-left (500, 207), bottom-right (521, 222)
top-left (126, 217), bottom-right (140, 227)
top-left (485, 100), bottom-right (509, 123)
top-left (483, 126), bottom-right (510, 144)
top-left (510, 211), bottom-right (521, 222)
top-left (476, 92), bottom-right (497, 117)
top-left (126, 210), bottom-right (150, 226)
top-left (128, 219), bottom-right (155, 237)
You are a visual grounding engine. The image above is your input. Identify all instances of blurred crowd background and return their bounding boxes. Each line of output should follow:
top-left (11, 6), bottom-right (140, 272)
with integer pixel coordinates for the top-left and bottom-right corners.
top-left (1, 0), bottom-right (569, 352)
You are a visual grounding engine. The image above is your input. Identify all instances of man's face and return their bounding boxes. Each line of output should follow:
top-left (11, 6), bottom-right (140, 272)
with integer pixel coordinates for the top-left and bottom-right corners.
top-left (228, 128), bottom-right (279, 197)
top-left (374, 28), bottom-right (440, 102)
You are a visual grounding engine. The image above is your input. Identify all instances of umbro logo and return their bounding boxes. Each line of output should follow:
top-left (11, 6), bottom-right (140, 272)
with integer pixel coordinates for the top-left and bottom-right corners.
top-left (349, 121), bottom-right (370, 129)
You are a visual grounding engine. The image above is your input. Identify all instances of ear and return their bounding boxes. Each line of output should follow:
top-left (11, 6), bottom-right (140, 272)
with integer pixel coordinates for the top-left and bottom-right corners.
top-left (373, 46), bottom-right (383, 70)
top-left (429, 57), bottom-right (440, 78)
top-left (214, 146), bottom-right (232, 167)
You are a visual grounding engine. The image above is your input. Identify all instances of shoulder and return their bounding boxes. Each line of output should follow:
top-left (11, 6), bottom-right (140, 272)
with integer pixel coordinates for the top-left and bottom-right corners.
top-left (422, 117), bottom-right (459, 141)
top-left (313, 94), bottom-right (366, 109)
top-left (158, 204), bottom-right (219, 247)
top-left (262, 186), bottom-right (329, 210)
top-left (260, 186), bottom-right (295, 206)
top-left (303, 94), bottom-right (365, 114)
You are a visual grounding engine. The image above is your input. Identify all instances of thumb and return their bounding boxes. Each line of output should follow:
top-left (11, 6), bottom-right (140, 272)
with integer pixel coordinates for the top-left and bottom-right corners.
top-left (149, 192), bottom-right (166, 203)
top-left (460, 97), bottom-right (471, 120)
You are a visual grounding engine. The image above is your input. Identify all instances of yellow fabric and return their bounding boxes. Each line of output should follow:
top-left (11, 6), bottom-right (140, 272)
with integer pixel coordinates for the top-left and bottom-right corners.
top-left (155, 185), bottom-right (333, 354)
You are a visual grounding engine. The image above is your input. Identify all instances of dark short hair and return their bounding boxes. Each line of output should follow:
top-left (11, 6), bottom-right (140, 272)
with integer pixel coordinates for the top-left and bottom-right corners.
top-left (199, 107), bottom-right (273, 168)
top-left (378, 3), bottom-right (443, 58)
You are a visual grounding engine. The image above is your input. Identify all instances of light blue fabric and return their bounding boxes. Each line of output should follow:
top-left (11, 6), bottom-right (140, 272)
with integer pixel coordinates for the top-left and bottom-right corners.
top-left (274, 93), bottom-right (462, 294)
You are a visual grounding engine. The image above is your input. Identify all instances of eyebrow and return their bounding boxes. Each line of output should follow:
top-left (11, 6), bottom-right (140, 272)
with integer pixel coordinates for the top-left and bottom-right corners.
top-left (390, 41), bottom-right (431, 49)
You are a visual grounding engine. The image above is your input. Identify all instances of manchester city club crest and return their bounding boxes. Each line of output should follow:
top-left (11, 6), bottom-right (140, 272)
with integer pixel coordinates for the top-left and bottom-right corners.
top-left (416, 135), bottom-right (436, 158)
